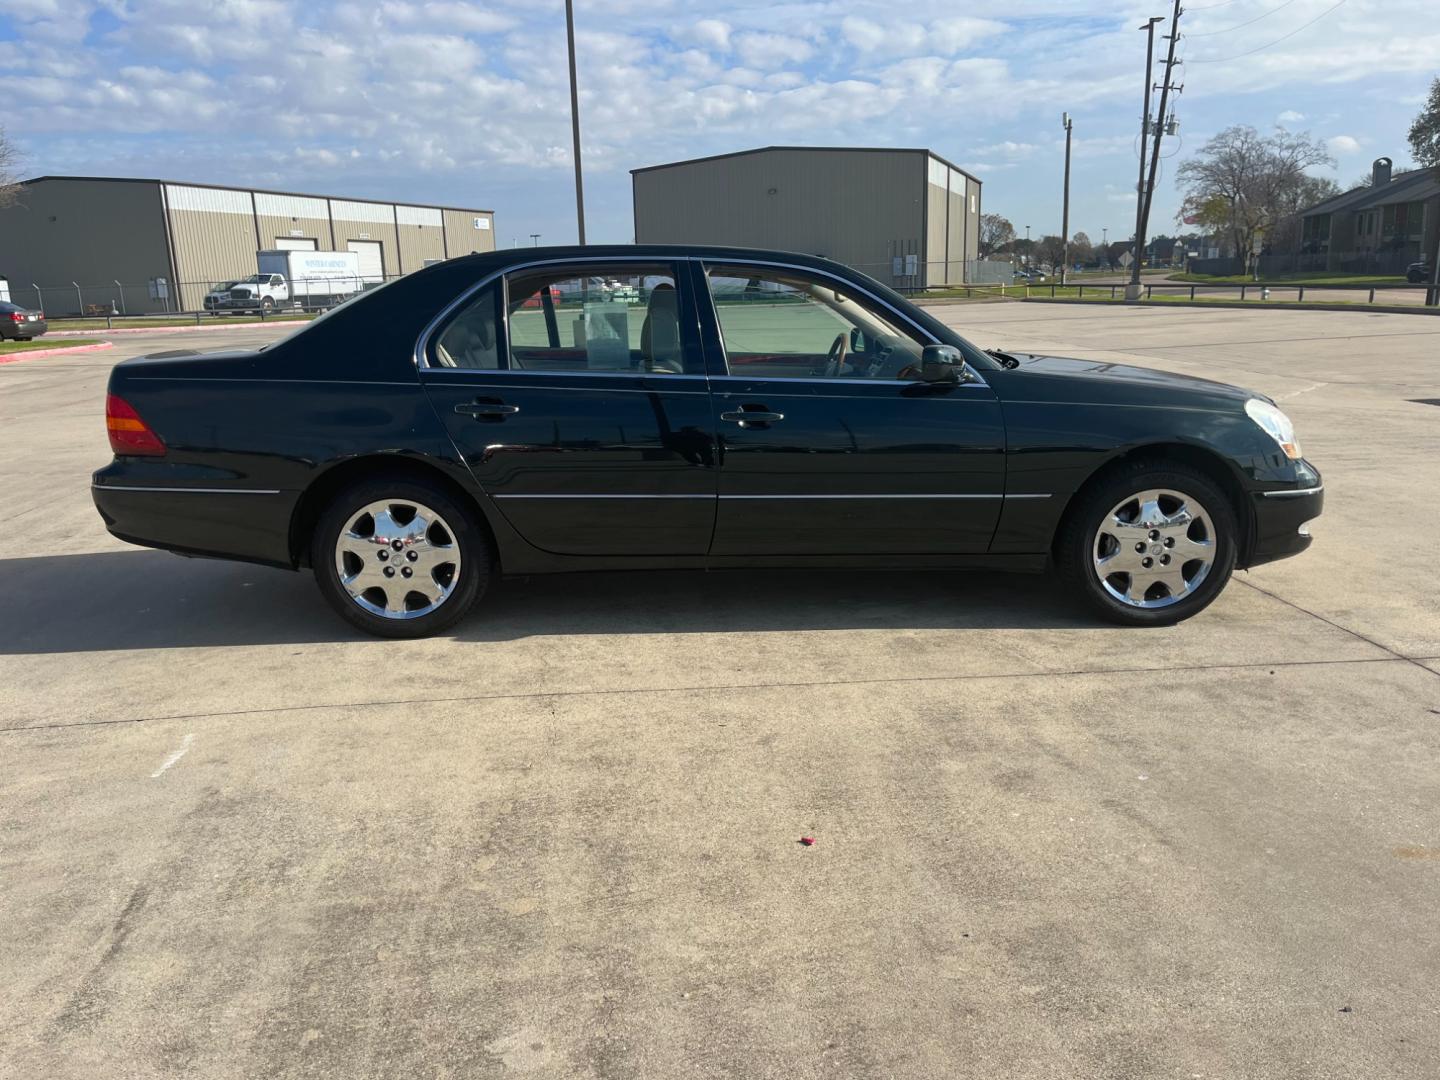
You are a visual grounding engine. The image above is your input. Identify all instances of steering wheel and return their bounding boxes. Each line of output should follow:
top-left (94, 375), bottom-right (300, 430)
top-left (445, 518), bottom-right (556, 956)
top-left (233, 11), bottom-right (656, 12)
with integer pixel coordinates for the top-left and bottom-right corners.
top-left (821, 333), bottom-right (848, 377)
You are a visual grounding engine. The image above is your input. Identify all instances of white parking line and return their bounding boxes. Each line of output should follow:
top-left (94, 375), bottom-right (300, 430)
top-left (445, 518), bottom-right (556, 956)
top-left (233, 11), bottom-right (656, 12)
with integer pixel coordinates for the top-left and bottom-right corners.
top-left (150, 734), bottom-right (195, 778)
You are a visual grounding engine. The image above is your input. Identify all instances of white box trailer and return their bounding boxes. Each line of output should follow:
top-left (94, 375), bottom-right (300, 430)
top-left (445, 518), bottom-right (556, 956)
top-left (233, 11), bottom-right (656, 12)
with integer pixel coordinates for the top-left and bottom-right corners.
top-left (257, 250), bottom-right (364, 310)
top-left (208, 251), bottom-right (365, 313)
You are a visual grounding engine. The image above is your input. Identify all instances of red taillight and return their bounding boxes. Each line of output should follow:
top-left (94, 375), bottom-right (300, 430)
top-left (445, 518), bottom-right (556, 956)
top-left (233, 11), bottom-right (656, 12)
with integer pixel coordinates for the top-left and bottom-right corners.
top-left (106, 394), bottom-right (167, 456)
top-left (8, 312), bottom-right (22, 322)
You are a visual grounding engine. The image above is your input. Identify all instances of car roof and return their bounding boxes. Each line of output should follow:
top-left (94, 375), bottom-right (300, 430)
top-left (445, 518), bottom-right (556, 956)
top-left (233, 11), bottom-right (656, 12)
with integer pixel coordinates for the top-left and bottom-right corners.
top-left (434, 244), bottom-right (851, 274)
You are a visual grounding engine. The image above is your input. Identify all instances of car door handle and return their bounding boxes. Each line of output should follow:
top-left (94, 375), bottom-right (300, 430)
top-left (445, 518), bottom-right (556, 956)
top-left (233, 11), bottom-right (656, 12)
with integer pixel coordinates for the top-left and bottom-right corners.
top-left (721, 410), bottom-right (785, 425)
top-left (455, 402), bottom-right (519, 419)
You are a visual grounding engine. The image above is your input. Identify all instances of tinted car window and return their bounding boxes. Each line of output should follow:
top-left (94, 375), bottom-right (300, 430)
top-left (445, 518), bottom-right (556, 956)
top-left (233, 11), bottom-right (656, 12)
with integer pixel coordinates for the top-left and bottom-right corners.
top-left (434, 283), bottom-right (501, 369)
top-left (706, 265), bottom-right (925, 380)
top-left (504, 264), bottom-right (692, 374)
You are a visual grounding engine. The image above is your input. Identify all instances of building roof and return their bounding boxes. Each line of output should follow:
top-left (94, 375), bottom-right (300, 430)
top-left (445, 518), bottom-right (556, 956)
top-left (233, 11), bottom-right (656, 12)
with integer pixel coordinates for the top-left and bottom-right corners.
top-left (18, 175), bottom-right (493, 215)
top-left (630, 145), bottom-right (982, 186)
top-left (1301, 167), bottom-right (1439, 218)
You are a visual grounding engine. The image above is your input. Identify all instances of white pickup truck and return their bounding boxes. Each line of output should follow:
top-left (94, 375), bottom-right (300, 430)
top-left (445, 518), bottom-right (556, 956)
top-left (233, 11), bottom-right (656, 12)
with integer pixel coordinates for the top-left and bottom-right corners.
top-left (205, 250), bottom-right (365, 313)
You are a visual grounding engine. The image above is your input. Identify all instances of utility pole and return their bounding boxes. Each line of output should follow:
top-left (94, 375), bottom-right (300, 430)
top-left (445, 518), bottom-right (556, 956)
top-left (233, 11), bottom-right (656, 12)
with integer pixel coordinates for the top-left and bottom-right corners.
top-left (1138, 0), bottom-right (1183, 285)
top-left (530, 233), bottom-right (542, 247)
top-left (1128, 16), bottom-right (1163, 300)
top-left (564, 0), bottom-right (587, 245)
top-left (1060, 113), bottom-right (1074, 285)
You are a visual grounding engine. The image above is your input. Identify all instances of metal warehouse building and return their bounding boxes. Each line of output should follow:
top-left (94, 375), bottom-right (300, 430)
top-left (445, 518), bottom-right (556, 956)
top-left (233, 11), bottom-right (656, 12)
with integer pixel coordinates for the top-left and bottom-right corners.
top-left (0, 176), bottom-right (496, 314)
top-left (631, 146), bottom-right (982, 289)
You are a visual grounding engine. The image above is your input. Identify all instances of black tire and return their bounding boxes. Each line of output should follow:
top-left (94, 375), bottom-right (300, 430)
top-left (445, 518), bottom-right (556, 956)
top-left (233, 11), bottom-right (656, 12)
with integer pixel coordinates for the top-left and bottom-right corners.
top-left (311, 473), bottom-right (491, 638)
top-left (261, 297), bottom-right (275, 313)
top-left (1056, 460), bottom-right (1237, 627)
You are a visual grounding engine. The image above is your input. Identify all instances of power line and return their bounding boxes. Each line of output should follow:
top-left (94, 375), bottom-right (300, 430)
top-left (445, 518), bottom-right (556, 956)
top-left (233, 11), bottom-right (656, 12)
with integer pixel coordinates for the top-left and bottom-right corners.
top-left (1186, 0), bottom-right (1303, 37)
top-left (1189, 0), bottom-right (1351, 62)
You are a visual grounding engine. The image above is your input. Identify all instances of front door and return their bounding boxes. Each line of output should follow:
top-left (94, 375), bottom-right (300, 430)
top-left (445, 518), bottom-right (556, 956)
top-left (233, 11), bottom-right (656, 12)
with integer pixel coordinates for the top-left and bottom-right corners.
top-left (420, 260), bottom-right (717, 556)
top-left (696, 261), bottom-right (1006, 555)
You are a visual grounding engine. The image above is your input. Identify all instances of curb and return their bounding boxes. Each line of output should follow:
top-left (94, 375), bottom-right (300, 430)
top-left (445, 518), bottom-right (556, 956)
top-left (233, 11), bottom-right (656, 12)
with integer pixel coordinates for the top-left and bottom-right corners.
top-left (48, 319), bottom-right (310, 337)
top-left (0, 341), bottom-right (115, 364)
top-left (1018, 298), bottom-right (1440, 316)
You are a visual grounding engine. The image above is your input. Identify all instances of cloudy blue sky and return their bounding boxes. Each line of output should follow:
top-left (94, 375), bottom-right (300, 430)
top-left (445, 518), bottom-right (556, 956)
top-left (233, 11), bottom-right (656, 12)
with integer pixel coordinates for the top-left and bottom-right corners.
top-left (1, 0), bottom-right (1436, 246)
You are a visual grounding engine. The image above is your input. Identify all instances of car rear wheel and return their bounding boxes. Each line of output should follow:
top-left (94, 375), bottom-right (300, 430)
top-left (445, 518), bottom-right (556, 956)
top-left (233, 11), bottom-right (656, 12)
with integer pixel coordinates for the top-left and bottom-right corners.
top-left (311, 475), bottom-right (490, 638)
top-left (1057, 462), bottom-right (1237, 626)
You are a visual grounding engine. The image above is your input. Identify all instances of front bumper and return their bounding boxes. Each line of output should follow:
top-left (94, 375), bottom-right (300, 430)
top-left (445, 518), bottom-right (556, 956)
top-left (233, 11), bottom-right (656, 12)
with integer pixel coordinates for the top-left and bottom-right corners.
top-left (1247, 469), bottom-right (1323, 567)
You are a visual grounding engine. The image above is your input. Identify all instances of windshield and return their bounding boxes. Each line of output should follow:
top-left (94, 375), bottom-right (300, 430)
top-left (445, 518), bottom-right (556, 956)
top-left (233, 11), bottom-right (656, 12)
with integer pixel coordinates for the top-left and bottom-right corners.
top-left (239, 274), bottom-right (269, 284)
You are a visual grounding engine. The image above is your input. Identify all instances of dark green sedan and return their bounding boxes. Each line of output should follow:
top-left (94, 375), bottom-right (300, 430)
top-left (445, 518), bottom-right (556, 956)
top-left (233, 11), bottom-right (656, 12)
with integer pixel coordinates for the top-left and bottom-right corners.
top-left (92, 245), bottom-right (1322, 638)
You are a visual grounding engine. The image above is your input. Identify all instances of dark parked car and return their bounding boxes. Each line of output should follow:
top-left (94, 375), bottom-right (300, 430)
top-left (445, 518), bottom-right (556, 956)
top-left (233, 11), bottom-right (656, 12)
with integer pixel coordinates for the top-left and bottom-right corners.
top-left (1407, 260), bottom-right (1433, 284)
top-left (0, 301), bottom-right (47, 340)
top-left (92, 245), bottom-right (1322, 637)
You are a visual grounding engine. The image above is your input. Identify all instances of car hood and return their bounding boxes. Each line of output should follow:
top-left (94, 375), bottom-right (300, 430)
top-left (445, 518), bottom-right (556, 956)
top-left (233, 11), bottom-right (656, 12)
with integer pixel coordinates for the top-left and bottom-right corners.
top-left (995, 352), bottom-right (1259, 406)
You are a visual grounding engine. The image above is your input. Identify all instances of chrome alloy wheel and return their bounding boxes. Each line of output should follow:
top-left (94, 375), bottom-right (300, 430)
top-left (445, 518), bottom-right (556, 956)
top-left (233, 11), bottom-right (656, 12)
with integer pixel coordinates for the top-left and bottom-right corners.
top-left (1092, 488), bottom-right (1216, 609)
top-left (333, 499), bottom-right (462, 620)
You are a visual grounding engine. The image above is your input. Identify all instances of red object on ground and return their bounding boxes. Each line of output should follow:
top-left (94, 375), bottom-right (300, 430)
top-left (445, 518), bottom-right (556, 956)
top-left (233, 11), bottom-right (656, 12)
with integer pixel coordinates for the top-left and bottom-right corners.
top-left (799, 837), bottom-right (816, 846)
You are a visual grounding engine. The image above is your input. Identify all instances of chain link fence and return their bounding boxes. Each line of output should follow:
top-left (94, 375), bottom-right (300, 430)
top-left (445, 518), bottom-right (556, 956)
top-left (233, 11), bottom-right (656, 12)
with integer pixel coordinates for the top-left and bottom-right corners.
top-left (3, 274), bottom-right (405, 319)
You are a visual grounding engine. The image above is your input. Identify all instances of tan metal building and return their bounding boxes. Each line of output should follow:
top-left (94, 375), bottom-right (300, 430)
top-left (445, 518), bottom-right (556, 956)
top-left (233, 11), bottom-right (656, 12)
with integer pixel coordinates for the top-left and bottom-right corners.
top-left (631, 146), bottom-right (981, 289)
top-left (0, 176), bottom-right (496, 314)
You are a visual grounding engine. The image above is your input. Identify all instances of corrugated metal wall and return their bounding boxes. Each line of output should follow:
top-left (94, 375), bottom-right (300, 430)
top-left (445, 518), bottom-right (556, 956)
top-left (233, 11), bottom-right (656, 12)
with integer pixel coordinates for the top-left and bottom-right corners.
top-left (2, 178), bottom-right (494, 313)
top-left (165, 184), bottom-right (259, 311)
top-left (945, 170), bottom-right (966, 286)
top-left (0, 179), bottom-right (172, 314)
top-left (395, 205), bottom-right (446, 269)
top-left (254, 192), bottom-right (330, 263)
top-left (924, 159), bottom-right (949, 287)
top-left (330, 199), bottom-right (400, 276)
top-left (443, 209), bottom-right (495, 258)
top-left (634, 149), bottom-right (927, 288)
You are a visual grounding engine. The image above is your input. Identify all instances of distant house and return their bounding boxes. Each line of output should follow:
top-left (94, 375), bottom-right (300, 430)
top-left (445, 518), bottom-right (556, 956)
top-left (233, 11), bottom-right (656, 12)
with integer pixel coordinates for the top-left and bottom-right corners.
top-left (1299, 157), bottom-right (1439, 272)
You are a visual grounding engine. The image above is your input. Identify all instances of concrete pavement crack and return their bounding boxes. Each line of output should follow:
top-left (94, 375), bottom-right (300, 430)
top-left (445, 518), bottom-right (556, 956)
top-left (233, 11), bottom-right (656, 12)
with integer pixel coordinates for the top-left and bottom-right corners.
top-left (0, 654), bottom-right (1416, 735)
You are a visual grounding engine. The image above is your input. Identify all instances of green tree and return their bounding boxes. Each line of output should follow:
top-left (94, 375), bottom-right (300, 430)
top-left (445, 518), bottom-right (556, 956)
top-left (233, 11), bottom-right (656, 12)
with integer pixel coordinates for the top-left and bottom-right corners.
top-left (1408, 76), bottom-right (1440, 168)
top-left (1069, 231), bottom-right (1094, 265)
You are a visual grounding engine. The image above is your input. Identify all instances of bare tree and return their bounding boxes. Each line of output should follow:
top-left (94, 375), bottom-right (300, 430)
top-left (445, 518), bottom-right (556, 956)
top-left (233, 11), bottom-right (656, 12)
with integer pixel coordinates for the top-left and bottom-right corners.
top-left (1034, 234), bottom-right (1066, 271)
top-left (0, 128), bottom-right (20, 209)
top-left (1176, 125), bottom-right (1334, 262)
top-left (978, 213), bottom-right (1015, 258)
top-left (1070, 231), bottom-right (1095, 265)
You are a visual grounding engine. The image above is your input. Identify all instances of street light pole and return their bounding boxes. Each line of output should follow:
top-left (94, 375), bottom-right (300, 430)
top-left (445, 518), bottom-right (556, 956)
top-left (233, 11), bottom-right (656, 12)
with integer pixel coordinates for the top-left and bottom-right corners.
top-left (1025, 224), bottom-right (1031, 267)
top-left (1128, 16), bottom-right (1163, 300)
top-left (1061, 113), bottom-right (1073, 286)
top-left (564, 0), bottom-right (587, 245)
top-left (530, 233), bottom-right (542, 247)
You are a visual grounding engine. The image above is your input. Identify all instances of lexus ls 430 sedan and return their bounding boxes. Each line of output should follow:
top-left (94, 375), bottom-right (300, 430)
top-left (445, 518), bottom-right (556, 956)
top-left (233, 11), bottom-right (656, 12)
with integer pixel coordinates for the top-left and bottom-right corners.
top-left (92, 245), bottom-right (1322, 638)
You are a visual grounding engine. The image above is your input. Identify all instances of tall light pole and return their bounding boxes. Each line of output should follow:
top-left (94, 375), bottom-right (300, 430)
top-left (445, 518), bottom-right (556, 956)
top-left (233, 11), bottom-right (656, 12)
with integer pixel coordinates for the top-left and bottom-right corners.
top-left (565, 0), bottom-right (587, 245)
top-left (530, 233), bottom-right (542, 247)
top-left (1025, 224), bottom-right (1031, 266)
top-left (1060, 112), bottom-right (1073, 285)
top-left (1128, 16), bottom-right (1163, 300)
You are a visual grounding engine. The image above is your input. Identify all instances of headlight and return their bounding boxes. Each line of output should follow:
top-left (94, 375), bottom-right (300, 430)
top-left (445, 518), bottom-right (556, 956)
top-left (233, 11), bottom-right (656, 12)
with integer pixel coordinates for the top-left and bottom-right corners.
top-left (1245, 398), bottom-right (1302, 460)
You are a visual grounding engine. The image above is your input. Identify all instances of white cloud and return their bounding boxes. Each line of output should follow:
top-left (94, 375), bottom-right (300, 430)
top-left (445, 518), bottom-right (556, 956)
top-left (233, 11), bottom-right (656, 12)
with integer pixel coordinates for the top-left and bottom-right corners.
top-left (1327, 134), bottom-right (1362, 154)
top-left (1277, 110), bottom-right (1305, 123)
top-left (732, 31), bottom-right (813, 68)
top-left (691, 19), bottom-right (732, 51)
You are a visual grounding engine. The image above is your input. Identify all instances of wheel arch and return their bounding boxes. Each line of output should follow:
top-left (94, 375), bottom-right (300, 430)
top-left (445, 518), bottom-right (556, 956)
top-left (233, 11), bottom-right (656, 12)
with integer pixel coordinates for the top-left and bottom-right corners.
top-left (1051, 441), bottom-right (1255, 566)
top-left (288, 453), bottom-right (500, 570)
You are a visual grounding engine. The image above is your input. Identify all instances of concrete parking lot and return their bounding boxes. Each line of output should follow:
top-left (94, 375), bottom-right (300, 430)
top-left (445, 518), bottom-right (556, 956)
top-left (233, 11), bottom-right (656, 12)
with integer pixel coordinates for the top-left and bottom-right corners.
top-left (3, 305), bottom-right (1438, 1079)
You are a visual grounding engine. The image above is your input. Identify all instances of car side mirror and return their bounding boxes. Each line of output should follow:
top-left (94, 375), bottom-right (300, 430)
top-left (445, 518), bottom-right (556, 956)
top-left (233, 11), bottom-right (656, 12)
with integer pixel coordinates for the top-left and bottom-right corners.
top-left (919, 344), bottom-right (963, 383)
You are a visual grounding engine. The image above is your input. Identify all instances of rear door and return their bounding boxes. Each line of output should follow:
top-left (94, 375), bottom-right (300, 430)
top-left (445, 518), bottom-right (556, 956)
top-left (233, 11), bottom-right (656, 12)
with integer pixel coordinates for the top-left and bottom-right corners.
top-left (419, 259), bottom-right (718, 556)
top-left (696, 260), bottom-right (1006, 555)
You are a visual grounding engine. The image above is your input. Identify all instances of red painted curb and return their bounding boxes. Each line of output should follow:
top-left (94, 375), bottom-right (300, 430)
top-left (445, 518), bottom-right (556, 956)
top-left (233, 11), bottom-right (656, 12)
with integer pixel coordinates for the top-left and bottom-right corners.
top-left (0, 341), bottom-right (115, 364)
top-left (60, 319), bottom-right (307, 336)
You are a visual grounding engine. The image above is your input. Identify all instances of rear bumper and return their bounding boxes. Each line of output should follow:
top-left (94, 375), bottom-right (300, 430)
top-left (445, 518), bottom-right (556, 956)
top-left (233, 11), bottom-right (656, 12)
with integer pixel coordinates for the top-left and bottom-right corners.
top-left (1247, 479), bottom-right (1323, 567)
top-left (92, 473), bottom-right (298, 569)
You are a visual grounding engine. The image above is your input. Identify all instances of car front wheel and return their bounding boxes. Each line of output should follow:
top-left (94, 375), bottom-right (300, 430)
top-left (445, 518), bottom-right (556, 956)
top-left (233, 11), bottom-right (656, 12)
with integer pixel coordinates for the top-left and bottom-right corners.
top-left (1057, 462), bottom-right (1237, 626)
top-left (311, 475), bottom-right (490, 638)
